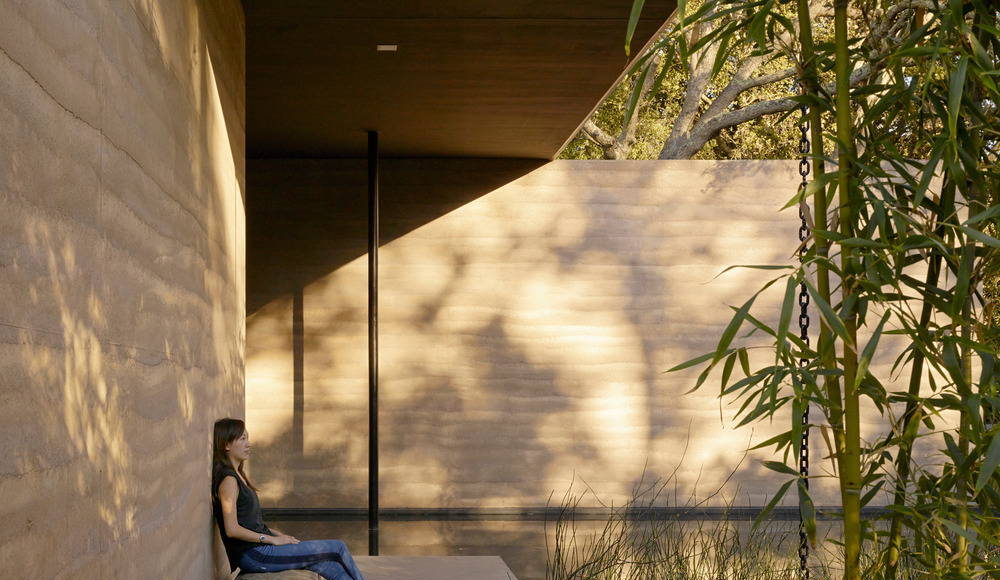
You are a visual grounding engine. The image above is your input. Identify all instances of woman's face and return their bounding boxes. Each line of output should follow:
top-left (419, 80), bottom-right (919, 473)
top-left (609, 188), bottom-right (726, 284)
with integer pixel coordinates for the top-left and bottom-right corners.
top-left (226, 430), bottom-right (252, 463)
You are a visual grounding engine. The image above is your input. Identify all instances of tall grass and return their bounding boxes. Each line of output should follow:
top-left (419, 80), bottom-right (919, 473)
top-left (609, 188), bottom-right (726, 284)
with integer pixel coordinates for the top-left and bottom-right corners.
top-left (544, 475), bottom-right (924, 580)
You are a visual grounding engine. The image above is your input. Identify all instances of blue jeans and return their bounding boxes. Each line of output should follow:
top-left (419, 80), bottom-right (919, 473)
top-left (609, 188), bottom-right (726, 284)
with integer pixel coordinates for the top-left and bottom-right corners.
top-left (239, 539), bottom-right (365, 580)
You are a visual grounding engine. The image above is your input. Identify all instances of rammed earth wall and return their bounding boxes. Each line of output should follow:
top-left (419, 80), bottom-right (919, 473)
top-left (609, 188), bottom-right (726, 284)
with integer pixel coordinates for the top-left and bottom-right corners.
top-left (0, 1), bottom-right (245, 577)
top-left (246, 159), bottom-right (915, 512)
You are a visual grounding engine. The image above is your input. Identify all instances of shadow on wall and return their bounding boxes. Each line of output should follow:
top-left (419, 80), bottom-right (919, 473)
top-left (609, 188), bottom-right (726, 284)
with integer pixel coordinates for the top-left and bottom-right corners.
top-left (1, 1), bottom-right (244, 578)
top-left (246, 159), bottom-right (858, 513)
top-left (247, 158), bottom-right (545, 314)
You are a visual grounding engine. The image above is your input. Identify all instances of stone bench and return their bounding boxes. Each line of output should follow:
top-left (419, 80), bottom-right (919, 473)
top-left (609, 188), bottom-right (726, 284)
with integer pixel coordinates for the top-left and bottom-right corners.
top-left (235, 556), bottom-right (519, 580)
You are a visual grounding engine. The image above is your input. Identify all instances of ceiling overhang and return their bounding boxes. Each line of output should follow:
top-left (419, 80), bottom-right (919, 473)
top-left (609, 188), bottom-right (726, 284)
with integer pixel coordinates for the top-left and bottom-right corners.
top-left (246, 1), bottom-right (676, 159)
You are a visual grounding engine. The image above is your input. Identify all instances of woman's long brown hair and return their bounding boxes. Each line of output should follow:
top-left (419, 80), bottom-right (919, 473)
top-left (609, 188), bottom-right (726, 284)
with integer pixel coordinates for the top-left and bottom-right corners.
top-left (212, 417), bottom-right (259, 496)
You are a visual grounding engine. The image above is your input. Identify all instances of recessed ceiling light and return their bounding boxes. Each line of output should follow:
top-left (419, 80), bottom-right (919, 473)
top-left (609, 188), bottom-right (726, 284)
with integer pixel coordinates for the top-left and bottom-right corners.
top-left (376, 44), bottom-right (398, 52)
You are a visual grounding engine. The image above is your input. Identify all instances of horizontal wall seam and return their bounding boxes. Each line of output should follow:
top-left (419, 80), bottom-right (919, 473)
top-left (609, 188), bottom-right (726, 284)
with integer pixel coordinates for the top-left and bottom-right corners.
top-left (263, 506), bottom-right (890, 521)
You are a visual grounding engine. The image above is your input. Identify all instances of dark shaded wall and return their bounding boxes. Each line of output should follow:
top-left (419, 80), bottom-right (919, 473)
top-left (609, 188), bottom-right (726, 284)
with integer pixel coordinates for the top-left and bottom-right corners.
top-left (1, 1), bottom-right (245, 578)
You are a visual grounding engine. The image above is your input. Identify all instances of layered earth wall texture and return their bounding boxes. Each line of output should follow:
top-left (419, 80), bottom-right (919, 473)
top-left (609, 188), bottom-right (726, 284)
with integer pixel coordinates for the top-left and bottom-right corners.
top-left (246, 159), bottom-right (925, 511)
top-left (1, 1), bottom-right (245, 577)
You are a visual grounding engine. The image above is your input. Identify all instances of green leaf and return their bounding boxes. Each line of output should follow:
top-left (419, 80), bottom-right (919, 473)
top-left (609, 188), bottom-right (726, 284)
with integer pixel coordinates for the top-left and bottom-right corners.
top-left (855, 310), bottom-right (890, 391)
top-left (763, 460), bottom-right (799, 476)
top-left (735, 394), bottom-right (790, 428)
top-left (975, 434), bottom-right (1000, 494)
top-left (939, 518), bottom-right (983, 550)
top-left (715, 294), bottom-right (759, 363)
top-left (948, 56), bottom-right (969, 138)
top-left (979, 350), bottom-right (995, 388)
top-left (963, 204), bottom-right (1000, 226)
top-left (860, 480), bottom-right (885, 508)
top-left (776, 276), bottom-right (798, 355)
top-left (621, 60), bottom-right (653, 133)
top-left (915, 142), bottom-right (943, 209)
top-left (960, 226), bottom-right (1000, 248)
top-left (691, 359), bottom-right (719, 393)
top-left (839, 238), bottom-right (892, 248)
top-left (804, 279), bottom-right (854, 348)
top-left (666, 351), bottom-right (715, 373)
top-left (747, 2), bottom-right (770, 49)
top-left (753, 478), bottom-right (794, 530)
top-left (711, 264), bottom-right (793, 281)
top-left (751, 430), bottom-right (792, 451)
top-left (624, 0), bottom-right (647, 57)
top-left (710, 33), bottom-right (731, 79)
top-left (720, 352), bottom-right (738, 395)
top-left (798, 481), bottom-right (816, 546)
top-left (722, 369), bottom-right (771, 396)
top-left (738, 348), bottom-right (751, 377)
top-left (741, 310), bottom-right (777, 338)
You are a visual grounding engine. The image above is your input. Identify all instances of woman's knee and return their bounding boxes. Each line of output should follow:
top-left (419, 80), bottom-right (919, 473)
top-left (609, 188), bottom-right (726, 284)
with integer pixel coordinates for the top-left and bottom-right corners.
top-left (317, 539), bottom-right (347, 553)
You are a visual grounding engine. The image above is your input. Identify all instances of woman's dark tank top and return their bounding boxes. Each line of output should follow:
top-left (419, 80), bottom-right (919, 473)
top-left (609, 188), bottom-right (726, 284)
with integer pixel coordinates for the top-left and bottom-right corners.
top-left (212, 464), bottom-right (273, 571)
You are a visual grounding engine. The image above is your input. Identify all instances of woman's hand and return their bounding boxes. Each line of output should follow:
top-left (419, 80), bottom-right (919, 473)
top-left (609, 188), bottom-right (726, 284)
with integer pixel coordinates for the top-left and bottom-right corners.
top-left (269, 533), bottom-right (301, 545)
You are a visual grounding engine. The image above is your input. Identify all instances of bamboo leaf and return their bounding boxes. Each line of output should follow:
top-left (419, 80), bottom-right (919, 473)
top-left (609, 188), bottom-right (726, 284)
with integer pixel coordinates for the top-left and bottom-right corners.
top-left (729, 371), bottom-right (772, 400)
top-left (736, 395), bottom-right (790, 427)
top-left (798, 481), bottom-right (816, 546)
top-left (763, 461), bottom-right (799, 476)
top-left (715, 294), bottom-right (759, 363)
top-left (751, 430), bottom-right (793, 451)
top-left (855, 310), bottom-right (890, 391)
top-left (805, 279), bottom-right (855, 348)
top-left (979, 350), bottom-right (995, 388)
top-left (915, 142), bottom-right (943, 208)
top-left (753, 478), bottom-right (794, 530)
top-left (939, 518), bottom-right (983, 549)
top-left (720, 351), bottom-right (738, 395)
top-left (975, 434), bottom-right (1000, 494)
top-left (960, 225), bottom-right (1000, 248)
top-left (839, 238), bottom-right (892, 248)
top-left (948, 56), bottom-right (969, 138)
top-left (691, 359), bottom-right (719, 393)
top-left (711, 264), bottom-right (793, 281)
top-left (741, 310), bottom-right (777, 338)
top-left (666, 351), bottom-right (715, 373)
top-left (710, 33), bottom-right (731, 79)
top-left (776, 276), bottom-right (798, 356)
top-left (621, 61), bottom-right (653, 134)
top-left (624, 0), bottom-right (647, 57)
top-left (963, 204), bottom-right (1000, 226)
top-left (860, 480), bottom-right (885, 507)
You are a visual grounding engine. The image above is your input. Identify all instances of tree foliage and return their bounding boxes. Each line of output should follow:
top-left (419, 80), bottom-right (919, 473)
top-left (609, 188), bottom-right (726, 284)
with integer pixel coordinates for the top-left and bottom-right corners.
top-left (560, 1), bottom-right (940, 162)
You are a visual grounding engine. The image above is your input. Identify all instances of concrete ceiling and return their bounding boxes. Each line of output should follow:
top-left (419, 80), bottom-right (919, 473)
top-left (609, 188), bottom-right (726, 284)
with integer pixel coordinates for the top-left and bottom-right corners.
top-left (246, 1), bottom-right (676, 159)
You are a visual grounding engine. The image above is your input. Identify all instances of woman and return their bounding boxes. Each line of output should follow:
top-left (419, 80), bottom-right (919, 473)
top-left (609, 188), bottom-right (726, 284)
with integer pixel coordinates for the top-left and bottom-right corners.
top-left (212, 418), bottom-right (366, 580)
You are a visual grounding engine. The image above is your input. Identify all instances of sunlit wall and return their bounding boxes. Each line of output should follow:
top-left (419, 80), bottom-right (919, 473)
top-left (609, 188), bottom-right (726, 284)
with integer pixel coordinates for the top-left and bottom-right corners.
top-left (247, 159), bottom-right (919, 511)
top-left (0, 1), bottom-right (245, 577)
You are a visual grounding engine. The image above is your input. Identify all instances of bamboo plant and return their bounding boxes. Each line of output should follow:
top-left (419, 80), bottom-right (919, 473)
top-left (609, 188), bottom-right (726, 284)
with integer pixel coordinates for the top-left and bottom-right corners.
top-left (626, 1), bottom-right (999, 578)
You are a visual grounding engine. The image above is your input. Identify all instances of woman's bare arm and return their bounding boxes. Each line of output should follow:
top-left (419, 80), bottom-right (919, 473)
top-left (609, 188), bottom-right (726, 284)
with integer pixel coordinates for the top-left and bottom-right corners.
top-left (217, 477), bottom-right (279, 544)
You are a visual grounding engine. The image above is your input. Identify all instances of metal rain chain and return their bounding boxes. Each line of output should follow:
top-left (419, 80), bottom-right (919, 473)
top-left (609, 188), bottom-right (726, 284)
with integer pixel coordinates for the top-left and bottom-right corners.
top-left (795, 99), bottom-right (812, 580)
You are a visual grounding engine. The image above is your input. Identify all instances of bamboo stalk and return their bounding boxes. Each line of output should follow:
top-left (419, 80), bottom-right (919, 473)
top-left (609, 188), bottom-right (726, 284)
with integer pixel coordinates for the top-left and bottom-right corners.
top-left (958, 247), bottom-right (973, 574)
top-left (832, 1), bottom-right (862, 578)
top-left (954, 7), bottom-right (989, 570)
top-left (885, 180), bottom-right (955, 577)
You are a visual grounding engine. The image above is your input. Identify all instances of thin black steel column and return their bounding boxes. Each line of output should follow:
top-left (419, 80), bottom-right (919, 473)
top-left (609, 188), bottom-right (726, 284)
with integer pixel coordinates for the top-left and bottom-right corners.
top-left (367, 130), bottom-right (380, 556)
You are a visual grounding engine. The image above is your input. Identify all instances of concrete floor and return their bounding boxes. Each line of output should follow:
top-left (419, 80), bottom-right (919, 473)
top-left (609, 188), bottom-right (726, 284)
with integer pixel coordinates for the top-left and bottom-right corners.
top-left (237, 556), bottom-right (519, 580)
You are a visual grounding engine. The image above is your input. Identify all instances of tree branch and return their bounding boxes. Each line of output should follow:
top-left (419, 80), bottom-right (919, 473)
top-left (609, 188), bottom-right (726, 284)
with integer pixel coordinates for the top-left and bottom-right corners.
top-left (704, 64), bottom-right (876, 138)
top-left (582, 120), bottom-right (617, 149)
top-left (669, 13), bottom-right (721, 143)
